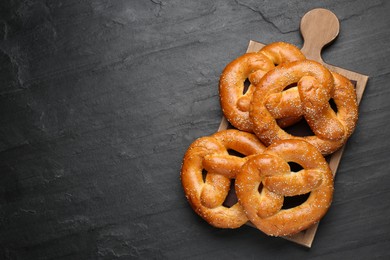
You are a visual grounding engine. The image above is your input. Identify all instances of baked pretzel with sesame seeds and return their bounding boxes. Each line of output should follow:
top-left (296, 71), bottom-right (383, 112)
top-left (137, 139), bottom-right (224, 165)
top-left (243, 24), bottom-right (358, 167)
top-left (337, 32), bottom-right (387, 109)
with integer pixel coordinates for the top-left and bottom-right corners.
top-left (219, 42), bottom-right (305, 132)
top-left (235, 139), bottom-right (334, 236)
top-left (250, 60), bottom-right (358, 155)
top-left (181, 129), bottom-right (266, 228)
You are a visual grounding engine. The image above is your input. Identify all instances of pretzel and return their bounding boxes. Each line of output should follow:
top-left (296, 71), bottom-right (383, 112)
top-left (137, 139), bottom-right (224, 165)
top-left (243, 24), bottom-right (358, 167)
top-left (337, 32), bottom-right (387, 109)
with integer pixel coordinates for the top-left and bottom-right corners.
top-left (181, 129), bottom-right (266, 228)
top-left (250, 60), bottom-right (358, 155)
top-left (235, 139), bottom-right (334, 236)
top-left (219, 42), bottom-right (305, 132)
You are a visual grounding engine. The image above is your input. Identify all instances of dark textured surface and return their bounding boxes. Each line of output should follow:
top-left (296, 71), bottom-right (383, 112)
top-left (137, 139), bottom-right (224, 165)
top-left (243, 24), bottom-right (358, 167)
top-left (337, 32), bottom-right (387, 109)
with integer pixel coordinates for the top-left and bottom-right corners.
top-left (1, 0), bottom-right (390, 259)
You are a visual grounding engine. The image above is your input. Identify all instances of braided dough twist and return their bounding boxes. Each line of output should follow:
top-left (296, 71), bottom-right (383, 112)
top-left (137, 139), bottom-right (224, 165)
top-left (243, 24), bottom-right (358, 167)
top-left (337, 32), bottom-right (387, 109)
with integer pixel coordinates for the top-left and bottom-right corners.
top-left (250, 60), bottom-right (358, 155)
top-left (219, 42), bottom-right (305, 132)
top-left (236, 139), bottom-right (334, 236)
top-left (181, 129), bottom-right (266, 228)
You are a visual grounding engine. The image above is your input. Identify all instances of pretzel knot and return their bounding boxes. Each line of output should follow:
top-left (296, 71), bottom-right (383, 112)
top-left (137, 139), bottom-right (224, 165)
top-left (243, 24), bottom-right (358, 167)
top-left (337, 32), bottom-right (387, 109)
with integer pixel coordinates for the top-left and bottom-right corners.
top-left (235, 139), bottom-right (334, 236)
top-left (250, 60), bottom-right (358, 155)
top-left (181, 130), bottom-right (266, 228)
top-left (219, 42), bottom-right (305, 132)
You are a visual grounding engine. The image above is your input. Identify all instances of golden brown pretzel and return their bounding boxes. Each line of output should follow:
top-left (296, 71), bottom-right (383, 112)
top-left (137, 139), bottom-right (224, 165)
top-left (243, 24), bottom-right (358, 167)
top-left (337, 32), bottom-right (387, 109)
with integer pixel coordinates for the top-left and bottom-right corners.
top-left (219, 42), bottom-right (305, 132)
top-left (235, 139), bottom-right (334, 236)
top-left (181, 129), bottom-right (266, 228)
top-left (260, 42), bottom-right (306, 65)
top-left (250, 60), bottom-right (358, 155)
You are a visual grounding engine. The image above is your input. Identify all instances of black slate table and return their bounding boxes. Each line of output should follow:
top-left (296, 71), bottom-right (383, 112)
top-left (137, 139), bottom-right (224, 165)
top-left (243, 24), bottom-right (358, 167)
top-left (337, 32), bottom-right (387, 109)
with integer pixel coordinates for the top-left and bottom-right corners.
top-left (1, 1), bottom-right (389, 259)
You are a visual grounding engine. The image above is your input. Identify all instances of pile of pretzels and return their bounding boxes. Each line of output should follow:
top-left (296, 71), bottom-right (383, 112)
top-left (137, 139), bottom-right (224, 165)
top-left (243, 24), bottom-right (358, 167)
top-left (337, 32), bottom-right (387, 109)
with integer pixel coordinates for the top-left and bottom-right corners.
top-left (181, 42), bottom-right (358, 237)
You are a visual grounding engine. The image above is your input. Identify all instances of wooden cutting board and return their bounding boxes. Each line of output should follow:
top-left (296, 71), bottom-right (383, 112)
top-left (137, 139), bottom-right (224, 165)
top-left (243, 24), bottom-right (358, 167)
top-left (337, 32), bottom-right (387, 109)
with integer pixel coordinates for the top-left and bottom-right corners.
top-left (218, 8), bottom-right (369, 248)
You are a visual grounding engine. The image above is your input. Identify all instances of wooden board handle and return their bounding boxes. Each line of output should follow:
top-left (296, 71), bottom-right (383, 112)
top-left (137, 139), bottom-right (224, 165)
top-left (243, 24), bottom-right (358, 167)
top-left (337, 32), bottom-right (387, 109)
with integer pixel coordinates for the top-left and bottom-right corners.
top-left (300, 8), bottom-right (340, 62)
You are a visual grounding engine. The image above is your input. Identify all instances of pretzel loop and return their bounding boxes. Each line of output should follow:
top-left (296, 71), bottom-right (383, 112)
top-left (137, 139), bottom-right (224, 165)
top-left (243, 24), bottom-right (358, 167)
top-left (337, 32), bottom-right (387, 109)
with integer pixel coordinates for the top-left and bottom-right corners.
top-left (219, 42), bottom-right (305, 132)
top-left (250, 60), bottom-right (358, 155)
top-left (236, 139), bottom-right (334, 236)
top-left (181, 130), bottom-right (266, 228)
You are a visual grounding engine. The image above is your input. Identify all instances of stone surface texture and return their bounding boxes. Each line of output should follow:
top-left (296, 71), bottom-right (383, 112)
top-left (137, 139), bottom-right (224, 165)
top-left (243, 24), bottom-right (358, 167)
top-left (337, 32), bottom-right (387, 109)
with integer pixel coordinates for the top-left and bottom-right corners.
top-left (1, 0), bottom-right (389, 259)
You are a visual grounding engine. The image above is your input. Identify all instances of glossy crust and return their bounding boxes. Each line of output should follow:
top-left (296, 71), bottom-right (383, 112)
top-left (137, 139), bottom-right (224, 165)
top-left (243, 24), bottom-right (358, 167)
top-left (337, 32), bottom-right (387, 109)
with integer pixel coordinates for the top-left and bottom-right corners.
top-left (250, 60), bottom-right (358, 155)
top-left (235, 139), bottom-right (334, 236)
top-left (180, 129), bottom-right (266, 228)
top-left (219, 42), bottom-right (305, 132)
